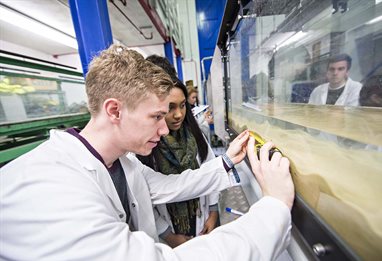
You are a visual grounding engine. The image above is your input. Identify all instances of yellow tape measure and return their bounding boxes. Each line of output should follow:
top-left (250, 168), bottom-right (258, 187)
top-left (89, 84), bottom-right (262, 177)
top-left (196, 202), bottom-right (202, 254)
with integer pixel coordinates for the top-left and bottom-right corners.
top-left (249, 131), bottom-right (282, 159)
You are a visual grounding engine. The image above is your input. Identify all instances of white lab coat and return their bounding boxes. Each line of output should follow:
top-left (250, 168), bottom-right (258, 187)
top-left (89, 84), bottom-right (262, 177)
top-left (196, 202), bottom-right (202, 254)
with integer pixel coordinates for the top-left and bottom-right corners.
top-left (308, 78), bottom-right (362, 106)
top-left (155, 142), bottom-right (219, 237)
top-left (0, 130), bottom-right (291, 261)
top-left (196, 114), bottom-right (211, 141)
top-left (192, 106), bottom-right (211, 141)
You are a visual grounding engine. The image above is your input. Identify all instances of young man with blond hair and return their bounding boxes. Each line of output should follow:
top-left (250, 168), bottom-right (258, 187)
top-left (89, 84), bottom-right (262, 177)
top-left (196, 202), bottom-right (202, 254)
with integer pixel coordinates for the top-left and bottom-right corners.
top-left (0, 44), bottom-right (294, 260)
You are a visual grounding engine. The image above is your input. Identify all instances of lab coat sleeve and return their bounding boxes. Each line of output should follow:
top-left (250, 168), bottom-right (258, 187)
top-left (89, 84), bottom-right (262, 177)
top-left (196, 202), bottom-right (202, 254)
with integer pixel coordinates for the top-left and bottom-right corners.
top-left (199, 120), bottom-right (210, 139)
top-left (205, 144), bottom-right (219, 206)
top-left (195, 113), bottom-right (206, 125)
top-left (136, 156), bottom-right (232, 205)
top-left (154, 206), bottom-right (171, 235)
top-left (207, 191), bottom-right (219, 206)
top-left (1, 157), bottom-right (290, 261)
top-left (174, 196), bottom-right (292, 261)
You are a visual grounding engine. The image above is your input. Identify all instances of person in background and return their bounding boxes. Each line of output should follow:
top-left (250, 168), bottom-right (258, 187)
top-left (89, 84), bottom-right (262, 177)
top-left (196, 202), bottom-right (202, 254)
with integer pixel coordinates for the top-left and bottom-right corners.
top-left (309, 53), bottom-right (362, 106)
top-left (187, 85), bottom-right (199, 108)
top-left (0, 44), bottom-right (294, 261)
top-left (139, 55), bottom-right (219, 247)
top-left (187, 85), bottom-right (213, 140)
top-left (359, 73), bottom-right (382, 107)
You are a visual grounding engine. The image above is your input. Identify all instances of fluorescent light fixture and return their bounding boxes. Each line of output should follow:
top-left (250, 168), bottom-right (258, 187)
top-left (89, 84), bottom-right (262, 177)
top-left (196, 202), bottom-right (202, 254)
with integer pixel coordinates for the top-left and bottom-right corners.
top-left (263, 32), bottom-right (294, 50)
top-left (0, 5), bottom-right (78, 49)
top-left (276, 31), bottom-right (308, 50)
top-left (366, 15), bottom-right (382, 25)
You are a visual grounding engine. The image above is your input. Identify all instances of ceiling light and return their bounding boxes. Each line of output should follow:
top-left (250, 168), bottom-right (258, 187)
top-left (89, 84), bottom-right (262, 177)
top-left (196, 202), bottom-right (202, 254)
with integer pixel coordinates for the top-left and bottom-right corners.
top-left (0, 5), bottom-right (78, 49)
top-left (276, 31), bottom-right (308, 50)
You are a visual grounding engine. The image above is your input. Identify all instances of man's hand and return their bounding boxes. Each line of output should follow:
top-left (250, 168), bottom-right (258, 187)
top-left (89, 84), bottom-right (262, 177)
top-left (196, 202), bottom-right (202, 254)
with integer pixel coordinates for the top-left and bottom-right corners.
top-left (225, 130), bottom-right (250, 165)
top-left (164, 232), bottom-right (192, 248)
top-left (247, 137), bottom-right (295, 210)
top-left (199, 211), bottom-right (218, 235)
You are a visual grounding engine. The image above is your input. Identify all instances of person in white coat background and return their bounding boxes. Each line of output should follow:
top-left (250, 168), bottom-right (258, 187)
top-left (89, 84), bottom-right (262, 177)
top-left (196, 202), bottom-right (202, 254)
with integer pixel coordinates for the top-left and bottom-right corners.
top-left (0, 44), bottom-right (295, 261)
top-left (308, 53), bottom-right (362, 106)
top-left (187, 85), bottom-right (213, 140)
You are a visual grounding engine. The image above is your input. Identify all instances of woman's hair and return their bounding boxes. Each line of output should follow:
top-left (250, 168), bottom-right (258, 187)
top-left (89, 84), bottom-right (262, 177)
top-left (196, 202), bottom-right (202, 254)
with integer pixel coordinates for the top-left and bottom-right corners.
top-left (187, 86), bottom-right (198, 96)
top-left (146, 55), bottom-right (178, 82)
top-left (359, 74), bottom-right (382, 107)
top-left (137, 57), bottom-right (209, 167)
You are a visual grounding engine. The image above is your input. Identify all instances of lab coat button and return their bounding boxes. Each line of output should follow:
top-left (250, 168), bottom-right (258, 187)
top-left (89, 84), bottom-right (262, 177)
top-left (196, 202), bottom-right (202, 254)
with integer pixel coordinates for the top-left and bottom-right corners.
top-left (132, 203), bottom-right (136, 208)
top-left (119, 214), bottom-right (124, 218)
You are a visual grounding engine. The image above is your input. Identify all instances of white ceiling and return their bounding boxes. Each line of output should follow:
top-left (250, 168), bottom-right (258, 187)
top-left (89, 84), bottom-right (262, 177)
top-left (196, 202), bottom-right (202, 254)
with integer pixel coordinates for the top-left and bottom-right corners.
top-left (0, 0), bottom-right (166, 56)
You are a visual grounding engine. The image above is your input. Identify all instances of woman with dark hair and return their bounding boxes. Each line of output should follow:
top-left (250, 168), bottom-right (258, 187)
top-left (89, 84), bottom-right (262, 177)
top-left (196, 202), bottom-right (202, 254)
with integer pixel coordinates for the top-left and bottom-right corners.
top-left (359, 74), bottom-right (382, 107)
top-left (137, 57), bottom-right (219, 247)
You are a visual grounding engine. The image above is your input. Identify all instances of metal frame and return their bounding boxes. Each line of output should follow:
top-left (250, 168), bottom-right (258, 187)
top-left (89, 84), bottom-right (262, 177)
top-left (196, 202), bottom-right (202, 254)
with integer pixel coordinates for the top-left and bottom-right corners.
top-left (0, 113), bottom-right (90, 165)
top-left (69, 0), bottom-right (113, 76)
top-left (0, 71), bottom-right (84, 85)
top-left (0, 56), bottom-right (82, 77)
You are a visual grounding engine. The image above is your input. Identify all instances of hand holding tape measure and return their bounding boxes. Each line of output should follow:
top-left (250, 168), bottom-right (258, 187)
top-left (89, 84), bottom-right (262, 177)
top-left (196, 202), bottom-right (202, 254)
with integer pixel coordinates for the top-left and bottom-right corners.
top-left (248, 131), bottom-right (282, 160)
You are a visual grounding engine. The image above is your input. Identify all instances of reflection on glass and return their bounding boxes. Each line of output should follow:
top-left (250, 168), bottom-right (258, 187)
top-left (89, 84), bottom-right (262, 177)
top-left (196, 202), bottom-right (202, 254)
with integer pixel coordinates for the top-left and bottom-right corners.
top-left (308, 53), bottom-right (362, 106)
top-left (359, 71), bottom-right (382, 107)
top-left (227, 0), bottom-right (382, 259)
top-left (0, 75), bottom-right (87, 123)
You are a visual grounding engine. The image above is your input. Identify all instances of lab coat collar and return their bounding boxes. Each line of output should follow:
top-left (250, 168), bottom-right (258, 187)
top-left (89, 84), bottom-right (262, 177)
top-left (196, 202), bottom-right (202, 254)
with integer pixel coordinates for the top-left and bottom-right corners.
top-left (49, 130), bottom-right (126, 220)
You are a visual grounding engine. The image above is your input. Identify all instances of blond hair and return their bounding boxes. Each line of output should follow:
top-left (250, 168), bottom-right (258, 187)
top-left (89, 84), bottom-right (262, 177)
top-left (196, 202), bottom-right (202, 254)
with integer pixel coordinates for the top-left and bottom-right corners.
top-left (85, 44), bottom-right (173, 115)
top-left (187, 86), bottom-right (198, 96)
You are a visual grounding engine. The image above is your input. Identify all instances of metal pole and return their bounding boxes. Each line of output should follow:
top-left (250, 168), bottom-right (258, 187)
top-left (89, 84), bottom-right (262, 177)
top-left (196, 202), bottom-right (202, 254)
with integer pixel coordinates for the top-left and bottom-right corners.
top-left (68, 0), bottom-right (113, 76)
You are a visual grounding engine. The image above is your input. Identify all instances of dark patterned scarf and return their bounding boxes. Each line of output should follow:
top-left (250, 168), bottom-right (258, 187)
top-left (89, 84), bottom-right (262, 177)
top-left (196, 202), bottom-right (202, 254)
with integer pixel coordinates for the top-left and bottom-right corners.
top-left (156, 125), bottom-right (200, 235)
